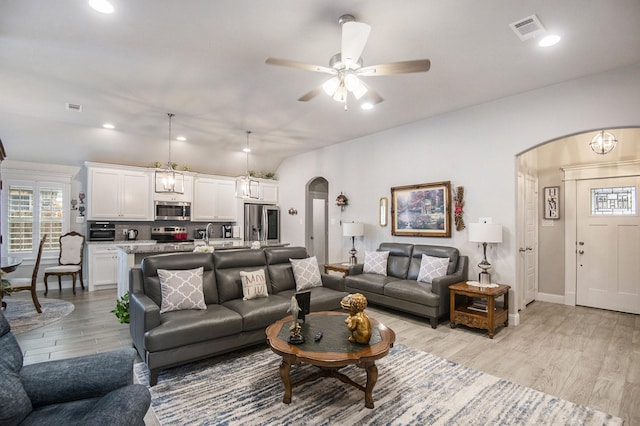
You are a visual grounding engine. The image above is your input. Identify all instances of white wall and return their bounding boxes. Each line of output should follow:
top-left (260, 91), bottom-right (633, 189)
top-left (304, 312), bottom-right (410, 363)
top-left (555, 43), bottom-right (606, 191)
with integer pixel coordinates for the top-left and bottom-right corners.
top-left (277, 63), bottom-right (640, 314)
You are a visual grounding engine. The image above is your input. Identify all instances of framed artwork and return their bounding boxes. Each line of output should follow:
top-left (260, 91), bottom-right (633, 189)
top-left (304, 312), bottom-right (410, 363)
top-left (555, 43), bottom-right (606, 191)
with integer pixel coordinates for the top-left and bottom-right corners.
top-left (391, 181), bottom-right (451, 237)
top-left (544, 186), bottom-right (560, 219)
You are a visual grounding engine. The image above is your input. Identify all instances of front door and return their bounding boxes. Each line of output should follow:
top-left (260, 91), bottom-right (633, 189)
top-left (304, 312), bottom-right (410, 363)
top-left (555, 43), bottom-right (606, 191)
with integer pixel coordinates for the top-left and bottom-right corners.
top-left (576, 176), bottom-right (640, 314)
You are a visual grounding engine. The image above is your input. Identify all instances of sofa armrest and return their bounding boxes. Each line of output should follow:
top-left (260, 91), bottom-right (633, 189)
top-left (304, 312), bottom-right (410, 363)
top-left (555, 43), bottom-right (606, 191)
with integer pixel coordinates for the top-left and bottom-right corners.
top-left (321, 273), bottom-right (345, 292)
top-left (431, 256), bottom-right (469, 315)
top-left (129, 290), bottom-right (160, 356)
top-left (348, 264), bottom-right (364, 276)
top-left (21, 348), bottom-right (136, 408)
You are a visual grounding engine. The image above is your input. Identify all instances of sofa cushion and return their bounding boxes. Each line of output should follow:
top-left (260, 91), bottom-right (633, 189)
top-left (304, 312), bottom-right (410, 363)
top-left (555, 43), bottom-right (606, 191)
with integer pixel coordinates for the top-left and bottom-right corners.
top-left (214, 250), bottom-right (271, 303)
top-left (265, 246), bottom-right (309, 293)
top-left (345, 273), bottom-right (397, 295)
top-left (408, 245), bottom-right (460, 279)
top-left (142, 253), bottom-right (218, 306)
top-left (0, 328), bottom-right (32, 425)
top-left (363, 251), bottom-right (389, 275)
top-left (158, 267), bottom-right (207, 313)
top-left (379, 243), bottom-right (413, 279)
top-left (290, 256), bottom-right (323, 290)
top-left (222, 294), bottom-right (292, 332)
top-left (417, 254), bottom-right (450, 284)
top-left (240, 269), bottom-right (269, 300)
top-left (144, 305), bottom-right (243, 352)
top-left (383, 280), bottom-right (440, 307)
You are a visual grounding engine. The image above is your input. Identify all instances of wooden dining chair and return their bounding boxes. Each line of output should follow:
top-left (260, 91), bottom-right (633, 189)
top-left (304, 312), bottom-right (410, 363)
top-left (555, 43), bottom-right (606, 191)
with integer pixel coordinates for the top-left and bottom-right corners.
top-left (43, 231), bottom-right (85, 295)
top-left (5, 235), bottom-right (47, 313)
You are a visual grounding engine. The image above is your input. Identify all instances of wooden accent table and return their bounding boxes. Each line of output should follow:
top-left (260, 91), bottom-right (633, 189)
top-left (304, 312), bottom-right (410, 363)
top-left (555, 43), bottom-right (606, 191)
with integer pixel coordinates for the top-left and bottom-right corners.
top-left (265, 311), bottom-right (395, 409)
top-left (449, 281), bottom-right (510, 339)
top-left (323, 262), bottom-right (352, 276)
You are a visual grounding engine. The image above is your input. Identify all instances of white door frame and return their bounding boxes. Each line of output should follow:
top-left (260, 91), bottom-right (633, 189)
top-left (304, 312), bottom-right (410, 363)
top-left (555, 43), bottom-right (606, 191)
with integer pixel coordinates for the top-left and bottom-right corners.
top-left (562, 159), bottom-right (640, 305)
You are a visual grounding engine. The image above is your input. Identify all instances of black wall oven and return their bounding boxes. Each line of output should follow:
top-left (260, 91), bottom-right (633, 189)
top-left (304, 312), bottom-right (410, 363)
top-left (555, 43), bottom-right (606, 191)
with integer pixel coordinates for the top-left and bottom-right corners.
top-left (154, 201), bottom-right (191, 221)
top-left (88, 222), bottom-right (116, 241)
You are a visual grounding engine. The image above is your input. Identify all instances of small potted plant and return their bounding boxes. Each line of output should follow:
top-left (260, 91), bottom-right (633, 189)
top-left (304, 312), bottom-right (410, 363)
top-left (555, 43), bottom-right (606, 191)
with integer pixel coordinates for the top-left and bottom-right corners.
top-left (111, 292), bottom-right (130, 324)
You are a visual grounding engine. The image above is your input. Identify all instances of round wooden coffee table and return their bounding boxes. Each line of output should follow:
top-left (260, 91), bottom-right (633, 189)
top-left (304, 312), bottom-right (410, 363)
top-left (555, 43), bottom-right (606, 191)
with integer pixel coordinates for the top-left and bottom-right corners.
top-left (265, 311), bottom-right (395, 409)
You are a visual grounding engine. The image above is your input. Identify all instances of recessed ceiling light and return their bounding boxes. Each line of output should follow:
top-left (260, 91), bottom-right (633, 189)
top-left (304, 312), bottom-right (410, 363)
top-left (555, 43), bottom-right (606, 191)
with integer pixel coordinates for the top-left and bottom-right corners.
top-left (538, 34), bottom-right (561, 47)
top-left (102, 123), bottom-right (115, 129)
top-left (242, 147), bottom-right (251, 153)
top-left (89, 0), bottom-right (114, 14)
top-left (361, 102), bottom-right (374, 110)
top-left (176, 136), bottom-right (186, 141)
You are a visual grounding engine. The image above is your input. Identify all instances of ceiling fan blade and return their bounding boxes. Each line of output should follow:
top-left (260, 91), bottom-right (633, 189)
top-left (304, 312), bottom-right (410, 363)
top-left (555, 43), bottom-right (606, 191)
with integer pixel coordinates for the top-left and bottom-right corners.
top-left (297, 85), bottom-right (324, 102)
top-left (341, 21), bottom-right (371, 69)
top-left (266, 58), bottom-right (336, 74)
top-left (357, 59), bottom-right (431, 76)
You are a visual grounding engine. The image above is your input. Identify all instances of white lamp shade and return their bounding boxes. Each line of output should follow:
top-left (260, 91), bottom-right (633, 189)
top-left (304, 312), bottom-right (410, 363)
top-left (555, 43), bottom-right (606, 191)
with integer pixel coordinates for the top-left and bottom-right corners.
top-left (468, 223), bottom-right (502, 243)
top-left (343, 222), bottom-right (364, 237)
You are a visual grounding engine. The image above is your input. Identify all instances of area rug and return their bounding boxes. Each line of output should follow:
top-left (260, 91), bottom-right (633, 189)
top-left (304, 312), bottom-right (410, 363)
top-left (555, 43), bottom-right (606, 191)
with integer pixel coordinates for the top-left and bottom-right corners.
top-left (134, 344), bottom-right (621, 426)
top-left (2, 294), bottom-right (74, 334)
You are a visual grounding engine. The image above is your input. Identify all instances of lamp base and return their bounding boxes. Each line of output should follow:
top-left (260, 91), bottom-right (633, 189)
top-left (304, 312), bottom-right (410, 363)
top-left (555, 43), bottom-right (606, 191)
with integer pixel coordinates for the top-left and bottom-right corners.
top-left (479, 271), bottom-right (491, 284)
top-left (349, 249), bottom-right (358, 265)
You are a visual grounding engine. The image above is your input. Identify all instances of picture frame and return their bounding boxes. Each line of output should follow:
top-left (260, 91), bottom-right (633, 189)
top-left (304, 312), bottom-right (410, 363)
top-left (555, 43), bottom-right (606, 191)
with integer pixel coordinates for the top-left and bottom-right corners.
top-left (391, 181), bottom-right (451, 237)
top-left (544, 186), bottom-right (560, 219)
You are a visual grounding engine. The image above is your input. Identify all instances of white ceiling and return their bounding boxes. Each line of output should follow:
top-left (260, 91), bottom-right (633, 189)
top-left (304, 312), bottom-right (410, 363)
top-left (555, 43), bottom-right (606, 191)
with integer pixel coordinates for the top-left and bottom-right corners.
top-left (1, 1), bottom-right (640, 176)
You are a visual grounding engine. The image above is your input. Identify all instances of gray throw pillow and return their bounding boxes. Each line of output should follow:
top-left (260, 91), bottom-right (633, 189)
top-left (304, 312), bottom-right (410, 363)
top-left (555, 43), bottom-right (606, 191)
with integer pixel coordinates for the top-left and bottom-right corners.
top-left (363, 251), bottom-right (389, 276)
top-left (290, 256), bottom-right (323, 291)
top-left (158, 267), bottom-right (207, 313)
top-left (417, 254), bottom-right (450, 283)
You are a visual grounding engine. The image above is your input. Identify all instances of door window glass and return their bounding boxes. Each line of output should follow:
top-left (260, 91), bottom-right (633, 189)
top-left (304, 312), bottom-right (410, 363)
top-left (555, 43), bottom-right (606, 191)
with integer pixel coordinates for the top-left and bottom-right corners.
top-left (590, 186), bottom-right (636, 215)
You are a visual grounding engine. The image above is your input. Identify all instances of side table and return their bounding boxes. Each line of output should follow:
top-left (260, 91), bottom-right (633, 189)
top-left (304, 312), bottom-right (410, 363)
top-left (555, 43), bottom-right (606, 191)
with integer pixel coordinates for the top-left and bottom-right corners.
top-left (449, 281), bottom-right (510, 338)
top-left (324, 262), bottom-right (352, 277)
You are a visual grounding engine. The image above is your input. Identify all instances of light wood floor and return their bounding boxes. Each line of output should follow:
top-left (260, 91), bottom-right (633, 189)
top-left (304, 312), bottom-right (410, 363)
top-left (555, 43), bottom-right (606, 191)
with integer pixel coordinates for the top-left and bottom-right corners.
top-left (12, 289), bottom-right (640, 425)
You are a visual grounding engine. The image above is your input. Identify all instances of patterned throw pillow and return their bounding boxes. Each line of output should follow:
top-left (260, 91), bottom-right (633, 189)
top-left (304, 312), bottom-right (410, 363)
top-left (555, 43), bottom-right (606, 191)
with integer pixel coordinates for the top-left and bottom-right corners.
top-left (290, 257), bottom-right (323, 291)
top-left (240, 269), bottom-right (269, 300)
top-left (417, 254), bottom-right (450, 284)
top-left (363, 251), bottom-right (389, 276)
top-left (158, 267), bottom-right (207, 313)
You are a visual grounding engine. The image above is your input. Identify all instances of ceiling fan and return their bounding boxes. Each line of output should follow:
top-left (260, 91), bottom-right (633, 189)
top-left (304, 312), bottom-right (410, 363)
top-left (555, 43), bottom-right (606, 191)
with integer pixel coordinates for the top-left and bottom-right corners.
top-left (266, 14), bottom-right (431, 110)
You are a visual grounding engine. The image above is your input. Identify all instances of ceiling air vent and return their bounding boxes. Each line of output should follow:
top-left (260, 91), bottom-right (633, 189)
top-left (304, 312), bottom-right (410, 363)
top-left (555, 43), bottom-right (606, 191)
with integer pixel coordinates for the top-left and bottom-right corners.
top-left (66, 102), bottom-right (83, 112)
top-left (509, 14), bottom-right (546, 41)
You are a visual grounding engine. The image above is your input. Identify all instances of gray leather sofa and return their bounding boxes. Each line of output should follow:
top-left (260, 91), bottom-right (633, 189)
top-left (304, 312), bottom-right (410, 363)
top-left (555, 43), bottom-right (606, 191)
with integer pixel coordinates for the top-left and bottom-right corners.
top-left (129, 246), bottom-right (346, 386)
top-left (345, 243), bottom-right (468, 328)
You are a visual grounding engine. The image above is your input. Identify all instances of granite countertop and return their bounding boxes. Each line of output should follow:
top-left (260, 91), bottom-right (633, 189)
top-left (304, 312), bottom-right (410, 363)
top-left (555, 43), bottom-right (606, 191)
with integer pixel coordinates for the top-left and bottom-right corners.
top-left (116, 241), bottom-right (289, 254)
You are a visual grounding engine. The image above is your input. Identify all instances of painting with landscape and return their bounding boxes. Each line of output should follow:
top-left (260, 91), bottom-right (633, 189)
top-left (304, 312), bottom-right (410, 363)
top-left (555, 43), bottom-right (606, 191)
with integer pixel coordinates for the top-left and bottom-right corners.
top-left (391, 181), bottom-right (451, 237)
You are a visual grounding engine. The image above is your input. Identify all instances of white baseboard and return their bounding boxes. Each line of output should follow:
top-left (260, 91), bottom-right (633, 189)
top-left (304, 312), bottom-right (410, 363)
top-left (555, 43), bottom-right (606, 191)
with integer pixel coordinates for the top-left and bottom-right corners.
top-left (536, 292), bottom-right (566, 304)
top-left (508, 312), bottom-right (520, 326)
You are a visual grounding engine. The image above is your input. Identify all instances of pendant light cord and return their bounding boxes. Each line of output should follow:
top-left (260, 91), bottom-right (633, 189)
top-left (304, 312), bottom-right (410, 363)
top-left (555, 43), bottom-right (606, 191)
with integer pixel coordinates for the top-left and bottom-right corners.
top-left (167, 113), bottom-right (175, 169)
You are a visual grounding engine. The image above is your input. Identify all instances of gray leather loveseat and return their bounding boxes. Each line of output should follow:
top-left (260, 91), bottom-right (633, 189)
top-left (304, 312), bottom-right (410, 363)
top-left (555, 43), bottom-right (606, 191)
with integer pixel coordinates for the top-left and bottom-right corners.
top-left (129, 246), bottom-right (346, 386)
top-left (345, 243), bottom-right (468, 328)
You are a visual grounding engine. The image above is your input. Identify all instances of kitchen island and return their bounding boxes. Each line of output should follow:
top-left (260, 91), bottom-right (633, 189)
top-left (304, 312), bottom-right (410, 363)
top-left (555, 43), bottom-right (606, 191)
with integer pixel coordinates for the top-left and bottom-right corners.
top-left (116, 240), bottom-right (289, 298)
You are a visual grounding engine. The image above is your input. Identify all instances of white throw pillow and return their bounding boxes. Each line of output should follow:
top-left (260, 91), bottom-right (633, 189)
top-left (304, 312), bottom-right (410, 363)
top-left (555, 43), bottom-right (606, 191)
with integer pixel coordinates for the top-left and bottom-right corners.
top-left (240, 269), bottom-right (269, 300)
top-left (290, 256), bottom-right (323, 291)
top-left (363, 251), bottom-right (389, 276)
top-left (417, 254), bottom-right (450, 284)
top-left (158, 267), bottom-right (207, 313)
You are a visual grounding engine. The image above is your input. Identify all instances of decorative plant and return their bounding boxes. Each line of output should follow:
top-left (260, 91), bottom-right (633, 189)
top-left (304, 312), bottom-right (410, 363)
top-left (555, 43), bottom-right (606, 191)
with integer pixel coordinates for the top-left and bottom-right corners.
top-left (111, 292), bottom-right (130, 324)
top-left (264, 172), bottom-right (276, 179)
top-left (453, 186), bottom-right (465, 231)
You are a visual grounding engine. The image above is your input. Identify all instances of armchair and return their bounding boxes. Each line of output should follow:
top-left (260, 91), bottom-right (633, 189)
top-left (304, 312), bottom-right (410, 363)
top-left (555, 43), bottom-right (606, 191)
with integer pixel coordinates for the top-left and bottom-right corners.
top-left (0, 311), bottom-right (150, 426)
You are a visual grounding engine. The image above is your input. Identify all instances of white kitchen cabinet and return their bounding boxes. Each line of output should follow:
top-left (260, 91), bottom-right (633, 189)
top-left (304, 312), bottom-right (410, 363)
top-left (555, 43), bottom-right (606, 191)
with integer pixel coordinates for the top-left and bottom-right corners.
top-left (153, 174), bottom-right (193, 203)
top-left (88, 244), bottom-right (118, 291)
top-left (193, 176), bottom-right (237, 221)
top-left (86, 163), bottom-right (152, 220)
top-left (260, 182), bottom-right (279, 204)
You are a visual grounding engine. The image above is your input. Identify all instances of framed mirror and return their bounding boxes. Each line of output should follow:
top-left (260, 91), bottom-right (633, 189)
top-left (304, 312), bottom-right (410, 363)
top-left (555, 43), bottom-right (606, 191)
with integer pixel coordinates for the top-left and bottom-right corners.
top-left (379, 197), bottom-right (388, 227)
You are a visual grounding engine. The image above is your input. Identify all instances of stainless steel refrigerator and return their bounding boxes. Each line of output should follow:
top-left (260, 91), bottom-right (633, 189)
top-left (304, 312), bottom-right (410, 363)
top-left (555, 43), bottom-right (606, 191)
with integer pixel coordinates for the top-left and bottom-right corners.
top-left (244, 204), bottom-right (280, 242)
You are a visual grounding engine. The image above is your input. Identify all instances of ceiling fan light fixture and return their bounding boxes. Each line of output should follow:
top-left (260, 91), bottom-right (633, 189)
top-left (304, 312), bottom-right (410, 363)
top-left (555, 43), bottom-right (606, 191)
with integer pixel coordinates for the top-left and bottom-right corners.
top-left (322, 77), bottom-right (340, 96)
top-left (333, 85), bottom-right (347, 102)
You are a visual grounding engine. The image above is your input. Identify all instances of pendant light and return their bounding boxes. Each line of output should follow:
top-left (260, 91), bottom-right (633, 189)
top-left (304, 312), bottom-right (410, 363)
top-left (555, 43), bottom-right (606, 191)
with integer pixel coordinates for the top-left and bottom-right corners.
top-left (236, 130), bottom-right (259, 199)
top-left (155, 113), bottom-right (184, 193)
top-left (589, 130), bottom-right (618, 155)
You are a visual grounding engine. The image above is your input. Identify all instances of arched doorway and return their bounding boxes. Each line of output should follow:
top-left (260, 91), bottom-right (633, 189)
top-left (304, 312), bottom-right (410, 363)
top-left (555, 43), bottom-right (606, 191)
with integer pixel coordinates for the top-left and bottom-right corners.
top-left (305, 177), bottom-right (328, 265)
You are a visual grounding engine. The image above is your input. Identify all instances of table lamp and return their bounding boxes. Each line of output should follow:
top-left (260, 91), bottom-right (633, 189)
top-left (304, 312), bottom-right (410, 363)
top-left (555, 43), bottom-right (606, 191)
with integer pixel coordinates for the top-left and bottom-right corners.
top-left (468, 222), bottom-right (502, 284)
top-left (343, 222), bottom-right (364, 265)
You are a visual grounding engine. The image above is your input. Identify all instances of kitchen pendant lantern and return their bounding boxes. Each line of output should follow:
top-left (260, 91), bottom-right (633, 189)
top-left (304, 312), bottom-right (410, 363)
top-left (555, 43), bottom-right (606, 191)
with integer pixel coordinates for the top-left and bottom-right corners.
top-left (237, 130), bottom-right (259, 199)
top-left (589, 130), bottom-right (618, 155)
top-left (155, 113), bottom-right (184, 194)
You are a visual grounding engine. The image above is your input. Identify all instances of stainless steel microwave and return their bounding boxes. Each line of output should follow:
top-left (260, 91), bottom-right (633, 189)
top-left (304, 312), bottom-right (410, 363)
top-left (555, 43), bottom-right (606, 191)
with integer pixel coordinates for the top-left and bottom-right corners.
top-left (154, 201), bottom-right (191, 221)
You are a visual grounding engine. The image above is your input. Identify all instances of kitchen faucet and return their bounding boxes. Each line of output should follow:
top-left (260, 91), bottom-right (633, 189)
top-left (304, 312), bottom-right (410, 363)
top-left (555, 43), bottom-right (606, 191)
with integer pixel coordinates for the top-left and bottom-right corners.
top-left (205, 223), bottom-right (213, 245)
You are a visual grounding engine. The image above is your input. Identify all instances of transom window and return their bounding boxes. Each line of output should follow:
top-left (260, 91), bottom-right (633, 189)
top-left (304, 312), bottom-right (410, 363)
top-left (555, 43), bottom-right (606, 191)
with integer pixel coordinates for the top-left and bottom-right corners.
top-left (590, 186), bottom-right (637, 215)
